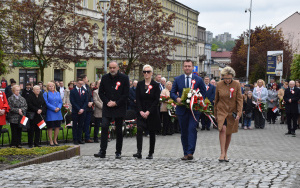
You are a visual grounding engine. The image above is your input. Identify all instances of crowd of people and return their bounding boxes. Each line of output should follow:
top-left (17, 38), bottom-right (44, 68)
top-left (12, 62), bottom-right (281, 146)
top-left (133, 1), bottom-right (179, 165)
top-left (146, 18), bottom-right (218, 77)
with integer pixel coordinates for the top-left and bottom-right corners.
top-left (0, 61), bottom-right (299, 162)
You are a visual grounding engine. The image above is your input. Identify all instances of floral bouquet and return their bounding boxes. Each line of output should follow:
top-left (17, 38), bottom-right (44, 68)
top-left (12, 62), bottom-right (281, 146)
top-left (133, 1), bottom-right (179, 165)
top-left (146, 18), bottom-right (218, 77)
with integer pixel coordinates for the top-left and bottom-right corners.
top-left (179, 82), bottom-right (216, 126)
top-left (279, 99), bottom-right (285, 116)
top-left (160, 95), bottom-right (170, 103)
top-left (166, 101), bottom-right (177, 123)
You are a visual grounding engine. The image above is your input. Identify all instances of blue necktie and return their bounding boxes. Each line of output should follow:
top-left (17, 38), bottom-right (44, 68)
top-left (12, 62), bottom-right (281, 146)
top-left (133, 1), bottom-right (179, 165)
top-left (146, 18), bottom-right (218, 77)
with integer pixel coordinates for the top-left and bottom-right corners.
top-left (186, 76), bottom-right (190, 88)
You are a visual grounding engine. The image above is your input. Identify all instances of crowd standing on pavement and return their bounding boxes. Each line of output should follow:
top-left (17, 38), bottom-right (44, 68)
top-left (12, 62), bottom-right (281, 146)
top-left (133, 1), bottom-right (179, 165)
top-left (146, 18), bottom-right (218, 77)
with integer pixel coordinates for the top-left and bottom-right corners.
top-left (0, 60), bottom-right (299, 162)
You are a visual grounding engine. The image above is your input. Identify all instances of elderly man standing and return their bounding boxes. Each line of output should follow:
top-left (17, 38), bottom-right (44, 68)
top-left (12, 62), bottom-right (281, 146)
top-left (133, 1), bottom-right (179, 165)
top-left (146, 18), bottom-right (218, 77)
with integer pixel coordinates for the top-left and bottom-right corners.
top-left (94, 61), bottom-right (129, 159)
top-left (283, 80), bottom-right (300, 136)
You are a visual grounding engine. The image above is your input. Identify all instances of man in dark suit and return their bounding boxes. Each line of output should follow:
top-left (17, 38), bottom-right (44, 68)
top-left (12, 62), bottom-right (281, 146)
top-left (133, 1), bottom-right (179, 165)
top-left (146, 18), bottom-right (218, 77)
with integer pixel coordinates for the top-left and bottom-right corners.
top-left (200, 76), bottom-right (216, 131)
top-left (94, 61), bottom-right (129, 159)
top-left (80, 74), bottom-right (94, 143)
top-left (70, 78), bottom-right (88, 145)
top-left (170, 59), bottom-right (206, 160)
top-left (21, 83), bottom-right (33, 101)
top-left (5, 78), bottom-right (16, 99)
top-left (283, 80), bottom-right (300, 136)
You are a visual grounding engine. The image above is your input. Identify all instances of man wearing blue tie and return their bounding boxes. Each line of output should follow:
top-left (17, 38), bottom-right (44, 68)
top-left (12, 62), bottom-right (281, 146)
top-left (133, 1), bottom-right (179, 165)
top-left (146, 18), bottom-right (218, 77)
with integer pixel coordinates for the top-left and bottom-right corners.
top-left (201, 76), bottom-right (216, 131)
top-left (170, 59), bottom-right (206, 160)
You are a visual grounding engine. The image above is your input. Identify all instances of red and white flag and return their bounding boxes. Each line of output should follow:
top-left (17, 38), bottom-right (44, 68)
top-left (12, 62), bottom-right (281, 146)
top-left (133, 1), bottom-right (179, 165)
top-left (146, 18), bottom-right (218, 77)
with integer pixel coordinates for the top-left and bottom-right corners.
top-left (272, 106), bottom-right (279, 113)
top-left (37, 120), bottom-right (47, 129)
top-left (20, 116), bottom-right (28, 126)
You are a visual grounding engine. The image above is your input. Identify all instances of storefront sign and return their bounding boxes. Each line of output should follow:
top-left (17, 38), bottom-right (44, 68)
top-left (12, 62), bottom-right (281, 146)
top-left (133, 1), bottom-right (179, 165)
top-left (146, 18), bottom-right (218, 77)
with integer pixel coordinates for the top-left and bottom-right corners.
top-left (75, 61), bottom-right (87, 67)
top-left (13, 60), bottom-right (40, 67)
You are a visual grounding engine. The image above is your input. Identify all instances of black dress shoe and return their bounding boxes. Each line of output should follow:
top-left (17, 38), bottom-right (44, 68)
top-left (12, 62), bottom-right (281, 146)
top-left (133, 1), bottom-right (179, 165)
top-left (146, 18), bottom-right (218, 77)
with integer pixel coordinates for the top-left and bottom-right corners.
top-left (280, 122), bottom-right (284, 124)
top-left (73, 141), bottom-right (79, 145)
top-left (291, 132), bottom-right (296, 136)
top-left (206, 128), bottom-right (210, 131)
top-left (78, 141), bottom-right (85, 144)
top-left (201, 128), bottom-right (205, 131)
top-left (146, 154), bottom-right (153, 159)
top-left (94, 152), bottom-right (105, 158)
top-left (54, 143), bottom-right (60, 146)
top-left (285, 132), bottom-right (292, 135)
top-left (34, 145), bottom-right (41, 147)
top-left (133, 153), bottom-right (142, 159)
top-left (115, 153), bottom-right (122, 159)
top-left (50, 144), bottom-right (55, 147)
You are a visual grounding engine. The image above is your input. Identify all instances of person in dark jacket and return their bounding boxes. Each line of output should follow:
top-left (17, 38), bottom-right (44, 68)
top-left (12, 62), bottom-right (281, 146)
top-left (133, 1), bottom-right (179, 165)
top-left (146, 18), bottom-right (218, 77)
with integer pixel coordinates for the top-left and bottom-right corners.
top-left (26, 85), bottom-right (47, 147)
top-left (5, 78), bottom-right (16, 99)
top-left (70, 78), bottom-right (88, 145)
top-left (133, 65), bottom-right (161, 159)
top-left (284, 80), bottom-right (300, 136)
top-left (8, 85), bottom-right (27, 148)
top-left (94, 61), bottom-right (129, 159)
top-left (21, 83), bottom-right (34, 101)
top-left (243, 91), bottom-right (255, 129)
top-left (128, 80), bottom-right (138, 111)
top-left (80, 74), bottom-right (94, 143)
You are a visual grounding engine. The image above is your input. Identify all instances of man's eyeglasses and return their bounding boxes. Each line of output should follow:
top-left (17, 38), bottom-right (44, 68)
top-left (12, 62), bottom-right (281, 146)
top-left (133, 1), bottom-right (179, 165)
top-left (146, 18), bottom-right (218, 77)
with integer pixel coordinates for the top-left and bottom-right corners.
top-left (143, 71), bottom-right (151, 74)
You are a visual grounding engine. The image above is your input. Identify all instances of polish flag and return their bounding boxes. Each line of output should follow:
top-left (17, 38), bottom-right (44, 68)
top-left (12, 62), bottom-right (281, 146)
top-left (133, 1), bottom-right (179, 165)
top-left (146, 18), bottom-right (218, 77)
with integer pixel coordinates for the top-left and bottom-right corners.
top-left (37, 120), bottom-right (47, 129)
top-left (272, 106), bottom-right (279, 113)
top-left (20, 116), bottom-right (28, 126)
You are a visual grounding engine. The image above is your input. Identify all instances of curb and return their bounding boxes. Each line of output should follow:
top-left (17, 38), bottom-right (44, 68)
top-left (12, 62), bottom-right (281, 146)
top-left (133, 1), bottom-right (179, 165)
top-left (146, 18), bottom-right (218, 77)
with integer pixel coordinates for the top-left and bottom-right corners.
top-left (0, 145), bottom-right (80, 171)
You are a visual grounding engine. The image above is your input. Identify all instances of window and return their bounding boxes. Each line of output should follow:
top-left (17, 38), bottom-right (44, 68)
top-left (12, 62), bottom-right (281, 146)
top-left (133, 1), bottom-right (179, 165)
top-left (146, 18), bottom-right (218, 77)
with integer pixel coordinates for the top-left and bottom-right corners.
top-left (93, 24), bottom-right (99, 46)
top-left (76, 69), bottom-right (86, 79)
top-left (54, 69), bottom-right (63, 81)
top-left (21, 29), bottom-right (34, 52)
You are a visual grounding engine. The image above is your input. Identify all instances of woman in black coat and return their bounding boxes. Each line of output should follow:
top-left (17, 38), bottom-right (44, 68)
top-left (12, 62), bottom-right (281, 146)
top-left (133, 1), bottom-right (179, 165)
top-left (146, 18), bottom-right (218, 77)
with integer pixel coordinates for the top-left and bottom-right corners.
top-left (133, 64), bottom-right (161, 159)
top-left (27, 85), bottom-right (47, 147)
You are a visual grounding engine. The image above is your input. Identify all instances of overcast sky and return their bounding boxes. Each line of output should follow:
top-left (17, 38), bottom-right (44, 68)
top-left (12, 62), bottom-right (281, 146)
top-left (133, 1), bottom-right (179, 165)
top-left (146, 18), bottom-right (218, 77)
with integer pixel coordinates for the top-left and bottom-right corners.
top-left (176, 0), bottom-right (299, 39)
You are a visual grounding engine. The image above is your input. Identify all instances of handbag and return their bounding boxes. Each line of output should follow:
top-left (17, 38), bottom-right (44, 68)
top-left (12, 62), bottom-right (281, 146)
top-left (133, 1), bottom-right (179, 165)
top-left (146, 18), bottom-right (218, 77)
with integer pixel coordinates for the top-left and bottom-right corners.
top-left (27, 112), bottom-right (35, 120)
top-left (246, 112), bottom-right (252, 118)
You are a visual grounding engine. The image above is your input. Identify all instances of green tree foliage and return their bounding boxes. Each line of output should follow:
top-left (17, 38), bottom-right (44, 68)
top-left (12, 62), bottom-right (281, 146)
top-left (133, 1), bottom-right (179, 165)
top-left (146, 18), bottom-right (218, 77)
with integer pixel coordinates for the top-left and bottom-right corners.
top-left (211, 44), bottom-right (219, 51)
top-left (212, 39), bottom-right (235, 51)
top-left (290, 54), bottom-right (300, 80)
top-left (230, 26), bottom-right (294, 83)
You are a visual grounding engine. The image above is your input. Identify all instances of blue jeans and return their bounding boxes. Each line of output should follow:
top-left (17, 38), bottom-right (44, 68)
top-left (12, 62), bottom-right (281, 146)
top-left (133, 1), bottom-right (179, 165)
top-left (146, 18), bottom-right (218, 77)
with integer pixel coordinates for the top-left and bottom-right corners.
top-left (244, 117), bottom-right (251, 127)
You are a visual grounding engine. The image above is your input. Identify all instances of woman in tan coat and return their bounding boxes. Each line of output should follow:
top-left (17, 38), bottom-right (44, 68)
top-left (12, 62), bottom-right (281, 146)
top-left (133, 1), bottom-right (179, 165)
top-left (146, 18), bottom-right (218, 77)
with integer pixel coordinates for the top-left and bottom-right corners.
top-left (160, 81), bottom-right (173, 135)
top-left (214, 67), bottom-right (243, 162)
top-left (93, 80), bottom-right (103, 143)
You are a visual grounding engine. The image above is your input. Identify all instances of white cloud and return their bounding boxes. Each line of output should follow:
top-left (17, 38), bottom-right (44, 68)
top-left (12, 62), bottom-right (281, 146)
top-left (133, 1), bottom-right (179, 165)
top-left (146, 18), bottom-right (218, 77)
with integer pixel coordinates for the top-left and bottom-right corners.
top-left (176, 0), bottom-right (299, 38)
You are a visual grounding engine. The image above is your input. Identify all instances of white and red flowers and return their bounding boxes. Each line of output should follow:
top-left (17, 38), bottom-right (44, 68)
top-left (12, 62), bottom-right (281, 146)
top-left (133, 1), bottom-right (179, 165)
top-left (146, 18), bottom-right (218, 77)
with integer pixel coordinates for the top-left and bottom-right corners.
top-left (229, 88), bottom-right (235, 98)
top-left (115, 81), bottom-right (121, 90)
top-left (146, 85), bottom-right (153, 94)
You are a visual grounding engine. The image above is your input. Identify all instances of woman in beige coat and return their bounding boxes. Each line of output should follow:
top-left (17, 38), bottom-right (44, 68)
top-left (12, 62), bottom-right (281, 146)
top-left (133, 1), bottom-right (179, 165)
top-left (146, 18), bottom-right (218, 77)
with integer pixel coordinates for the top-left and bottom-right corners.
top-left (214, 67), bottom-right (243, 162)
top-left (160, 81), bottom-right (173, 135)
top-left (93, 80), bottom-right (103, 143)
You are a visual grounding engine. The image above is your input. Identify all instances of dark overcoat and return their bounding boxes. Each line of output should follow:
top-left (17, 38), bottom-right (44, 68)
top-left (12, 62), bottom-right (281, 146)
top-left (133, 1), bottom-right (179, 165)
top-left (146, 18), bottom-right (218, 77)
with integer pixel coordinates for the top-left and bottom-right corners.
top-left (99, 72), bottom-right (129, 118)
top-left (283, 87), bottom-right (300, 114)
top-left (136, 79), bottom-right (161, 131)
top-left (27, 92), bottom-right (47, 125)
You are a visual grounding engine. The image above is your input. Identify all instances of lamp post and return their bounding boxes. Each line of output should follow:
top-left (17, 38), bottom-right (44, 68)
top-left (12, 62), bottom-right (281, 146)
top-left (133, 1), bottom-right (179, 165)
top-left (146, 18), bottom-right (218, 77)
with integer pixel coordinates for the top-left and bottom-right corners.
top-left (99, 0), bottom-right (111, 73)
top-left (245, 0), bottom-right (252, 84)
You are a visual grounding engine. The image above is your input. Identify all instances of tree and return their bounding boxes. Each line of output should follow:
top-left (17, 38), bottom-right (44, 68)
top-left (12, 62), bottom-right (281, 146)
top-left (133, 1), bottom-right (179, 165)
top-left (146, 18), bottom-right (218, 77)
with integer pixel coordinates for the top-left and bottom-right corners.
top-left (290, 54), bottom-right (300, 80)
top-left (211, 43), bottom-right (219, 51)
top-left (3, 0), bottom-right (99, 82)
top-left (103, 0), bottom-right (181, 77)
top-left (230, 26), bottom-right (294, 83)
top-left (0, 1), bottom-right (8, 75)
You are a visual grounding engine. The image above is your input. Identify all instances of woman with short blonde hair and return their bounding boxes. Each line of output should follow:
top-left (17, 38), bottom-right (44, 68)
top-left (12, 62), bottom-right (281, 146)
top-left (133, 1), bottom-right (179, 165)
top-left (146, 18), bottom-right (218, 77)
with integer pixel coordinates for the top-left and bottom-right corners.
top-left (214, 66), bottom-right (243, 162)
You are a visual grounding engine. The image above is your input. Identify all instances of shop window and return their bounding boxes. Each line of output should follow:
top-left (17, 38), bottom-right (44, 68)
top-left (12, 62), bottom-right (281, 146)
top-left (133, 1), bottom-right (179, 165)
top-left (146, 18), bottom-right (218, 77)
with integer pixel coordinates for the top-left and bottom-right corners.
top-left (54, 69), bottom-right (63, 81)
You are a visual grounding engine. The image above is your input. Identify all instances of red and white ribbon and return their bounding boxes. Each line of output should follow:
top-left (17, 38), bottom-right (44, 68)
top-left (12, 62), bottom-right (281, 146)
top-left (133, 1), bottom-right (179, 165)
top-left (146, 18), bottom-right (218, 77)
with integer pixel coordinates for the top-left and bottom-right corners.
top-left (230, 88), bottom-right (235, 98)
top-left (205, 113), bottom-right (217, 128)
top-left (191, 80), bottom-right (196, 89)
top-left (115, 82), bottom-right (121, 90)
top-left (146, 85), bottom-right (153, 94)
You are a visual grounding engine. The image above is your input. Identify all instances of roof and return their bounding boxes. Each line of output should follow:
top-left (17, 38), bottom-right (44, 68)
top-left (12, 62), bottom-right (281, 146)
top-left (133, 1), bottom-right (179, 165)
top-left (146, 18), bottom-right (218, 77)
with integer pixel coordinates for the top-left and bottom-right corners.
top-left (275, 11), bottom-right (300, 28)
top-left (211, 51), bottom-right (232, 58)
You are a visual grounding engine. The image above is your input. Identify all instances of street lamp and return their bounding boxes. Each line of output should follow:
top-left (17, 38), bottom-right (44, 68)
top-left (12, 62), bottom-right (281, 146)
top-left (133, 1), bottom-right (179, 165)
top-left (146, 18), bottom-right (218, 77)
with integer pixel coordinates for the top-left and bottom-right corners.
top-left (99, 0), bottom-right (111, 73)
top-left (245, 0), bottom-right (252, 84)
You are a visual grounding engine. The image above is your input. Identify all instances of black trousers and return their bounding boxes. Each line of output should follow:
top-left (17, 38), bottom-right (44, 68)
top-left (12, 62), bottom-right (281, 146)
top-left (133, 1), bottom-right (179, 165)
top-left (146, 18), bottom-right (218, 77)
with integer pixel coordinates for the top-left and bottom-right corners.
top-left (28, 120), bottom-right (40, 146)
top-left (72, 113), bottom-right (86, 142)
top-left (136, 126), bottom-right (156, 154)
top-left (254, 109), bottom-right (266, 128)
top-left (94, 118), bottom-right (102, 141)
top-left (286, 113), bottom-right (298, 133)
top-left (162, 112), bottom-right (173, 134)
top-left (10, 123), bottom-right (22, 147)
top-left (267, 108), bottom-right (277, 123)
top-left (100, 117), bottom-right (123, 155)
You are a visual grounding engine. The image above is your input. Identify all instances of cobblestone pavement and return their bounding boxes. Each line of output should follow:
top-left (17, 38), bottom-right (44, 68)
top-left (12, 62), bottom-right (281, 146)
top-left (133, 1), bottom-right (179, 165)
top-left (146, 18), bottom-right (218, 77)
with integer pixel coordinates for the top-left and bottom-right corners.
top-left (1, 122), bottom-right (300, 187)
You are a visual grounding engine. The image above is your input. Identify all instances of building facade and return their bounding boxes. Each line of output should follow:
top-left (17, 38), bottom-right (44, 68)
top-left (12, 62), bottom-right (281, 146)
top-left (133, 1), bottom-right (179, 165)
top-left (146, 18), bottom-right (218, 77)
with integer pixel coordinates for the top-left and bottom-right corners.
top-left (3, 0), bottom-right (199, 87)
top-left (275, 11), bottom-right (300, 54)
